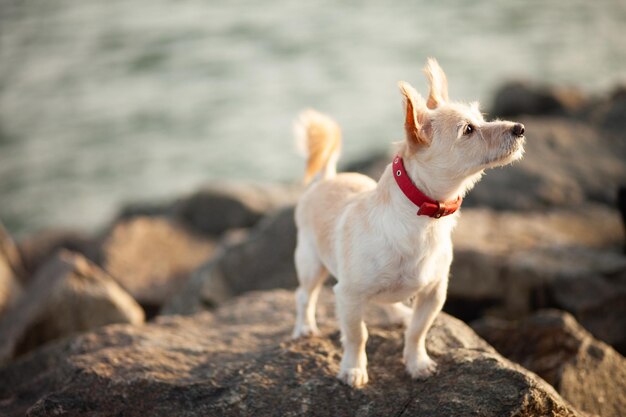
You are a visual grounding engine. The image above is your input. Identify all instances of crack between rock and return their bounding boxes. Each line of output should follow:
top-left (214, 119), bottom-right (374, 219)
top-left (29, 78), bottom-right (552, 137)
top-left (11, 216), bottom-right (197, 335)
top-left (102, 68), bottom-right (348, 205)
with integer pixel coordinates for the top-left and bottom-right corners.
top-left (393, 396), bottom-right (413, 417)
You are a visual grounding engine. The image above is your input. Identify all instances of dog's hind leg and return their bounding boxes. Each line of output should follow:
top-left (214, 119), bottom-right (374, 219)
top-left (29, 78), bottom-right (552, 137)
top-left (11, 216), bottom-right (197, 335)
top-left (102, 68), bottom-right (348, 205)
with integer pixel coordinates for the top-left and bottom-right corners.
top-left (292, 235), bottom-right (328, 339)
top-left (380, 302), bottom-right (413, 326)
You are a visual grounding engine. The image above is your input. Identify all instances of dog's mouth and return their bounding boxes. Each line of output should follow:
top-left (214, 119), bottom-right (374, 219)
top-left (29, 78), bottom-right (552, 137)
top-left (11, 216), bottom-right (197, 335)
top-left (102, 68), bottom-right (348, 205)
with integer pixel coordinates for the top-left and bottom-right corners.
top-left (483, 135), bottom-right (525, 167)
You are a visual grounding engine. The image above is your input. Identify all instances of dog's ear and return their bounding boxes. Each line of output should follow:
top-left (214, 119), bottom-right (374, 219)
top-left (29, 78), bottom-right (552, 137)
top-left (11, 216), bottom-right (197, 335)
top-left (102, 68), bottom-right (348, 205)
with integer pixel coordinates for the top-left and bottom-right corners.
top-left (398, 81), bottom-right (431, 148)
top-left (423, 58), bottom-right (449, 109)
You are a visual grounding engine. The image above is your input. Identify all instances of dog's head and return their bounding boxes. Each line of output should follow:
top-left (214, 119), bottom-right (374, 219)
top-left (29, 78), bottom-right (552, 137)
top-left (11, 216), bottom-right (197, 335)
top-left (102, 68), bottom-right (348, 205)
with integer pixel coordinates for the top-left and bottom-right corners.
top-left (398, 59), bottom-right (525, 183)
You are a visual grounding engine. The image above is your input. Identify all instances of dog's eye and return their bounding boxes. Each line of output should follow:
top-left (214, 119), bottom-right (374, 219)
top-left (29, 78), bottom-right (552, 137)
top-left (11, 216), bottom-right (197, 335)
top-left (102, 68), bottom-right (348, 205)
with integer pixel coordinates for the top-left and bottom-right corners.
top-left (463, 124), bottom-right (474, 135)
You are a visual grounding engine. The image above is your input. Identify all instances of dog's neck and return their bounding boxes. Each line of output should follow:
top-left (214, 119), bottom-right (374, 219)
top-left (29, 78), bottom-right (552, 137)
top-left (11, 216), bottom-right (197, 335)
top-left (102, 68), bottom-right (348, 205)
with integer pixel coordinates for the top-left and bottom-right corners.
top-left (398, 153), bottom-right (483, 203)
top-left (377, 152), bottom-right (483, 220)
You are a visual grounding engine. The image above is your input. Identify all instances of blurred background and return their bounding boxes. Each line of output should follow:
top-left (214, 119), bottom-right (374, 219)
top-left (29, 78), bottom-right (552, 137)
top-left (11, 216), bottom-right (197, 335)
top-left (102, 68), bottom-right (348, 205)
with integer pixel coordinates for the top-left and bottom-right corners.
top-left (1, 0), bottom-right (626, 237)
top-left (2, 3), bottom-right (626, 415)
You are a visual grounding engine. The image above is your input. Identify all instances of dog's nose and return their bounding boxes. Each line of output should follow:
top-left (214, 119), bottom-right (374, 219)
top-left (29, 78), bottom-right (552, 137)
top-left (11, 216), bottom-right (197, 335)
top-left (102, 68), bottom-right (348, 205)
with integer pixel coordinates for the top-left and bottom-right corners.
top-left (511, 123), bottom-right (525, 137)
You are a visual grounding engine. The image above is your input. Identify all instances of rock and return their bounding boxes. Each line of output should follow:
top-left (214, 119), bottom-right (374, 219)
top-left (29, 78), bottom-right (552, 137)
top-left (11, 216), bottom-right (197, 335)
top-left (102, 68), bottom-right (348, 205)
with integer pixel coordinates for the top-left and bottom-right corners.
top-left (113, 200), bottom-right (173, 222)
top-left (588, 85), bottom-right (626, 134)
top-left (450, 205), bottom-right (626, 344)
top-left (465, 116), bottom-right (626, 210)
top-left (473, 310), bottom-right (626, 417)
top-left (344, 150), bottom-right (392, 181)
top-left (619, 186), bottom-right (626, 253)
top-left (0, 251), bottom-right (144, 363)
top-left (0, 223), bottom-right (25, 316)
top-left (490, 81), bottom-right (586, 118)
top-left (98, 217), bottom-right (215, 310)
top-left (108, 182), bottom-right (301, 239)
top-left (164, 201), bottom-right (626, 353)
top-left (0, 289), bottom-right (582, 417)
top-left (163, 206), bottom-right (298, 314)
top-left (0, 222), bottom-right (27, 281)
top-left (171, 182), bottom-right (301, 236)
top-left (17, 229), bottom-right (97, 282)
top-left (0, 258), bottom-right (21, 318)
top-left (451, 204), bottom-right (624, 305)
top-left (549, 270), bottom-right (626, 354)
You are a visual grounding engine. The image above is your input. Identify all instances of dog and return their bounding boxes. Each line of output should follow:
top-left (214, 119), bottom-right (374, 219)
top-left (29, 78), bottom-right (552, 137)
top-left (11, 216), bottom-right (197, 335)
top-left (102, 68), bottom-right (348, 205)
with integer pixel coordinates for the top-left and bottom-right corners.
top-left (291, 58), bottom-right (525, 388)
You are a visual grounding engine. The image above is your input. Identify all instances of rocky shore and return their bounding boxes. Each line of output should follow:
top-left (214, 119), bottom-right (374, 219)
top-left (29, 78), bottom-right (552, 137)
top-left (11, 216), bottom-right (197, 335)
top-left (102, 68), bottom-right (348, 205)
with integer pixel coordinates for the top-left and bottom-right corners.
top-left (1, 82), bottom-right (625, 416)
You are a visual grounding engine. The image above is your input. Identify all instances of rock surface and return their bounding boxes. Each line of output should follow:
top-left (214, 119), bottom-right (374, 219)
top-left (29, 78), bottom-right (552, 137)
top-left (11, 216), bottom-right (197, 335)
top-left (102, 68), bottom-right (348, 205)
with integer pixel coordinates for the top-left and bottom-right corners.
top-left (170, 182), bottom-right (301, 236)
top-left (0, 256), bottom-right (21, 318)
top-left (163, 206), bottom-right (298, 314)
top-left (0, 289), bottom-right (582, 417)
top-left (490, 81), bottom-right (586, 118)
top-left (98, 217), bottom-right (215, 308)
top-left (0, 223), bottom-right (25, 316)
top-left (473, 310), bottom-right (626, 417)
top-left (16, 228), bottom-right (97, 281)
top-left (0, 223), bottom-right (27, 280)
top-left (619, 186), bottom-right (626, 253)
top-left (450, 204), bottom-right (626, 350)
top-left (451, 205), bottom-right (625, 306)
top-left (165, 199), bottom-right (626, 354)
top-left (549, 269), bottom-right (626, 354)
top-left (344, 150), bottom-right (391, 182)
top-left (592, 85), bottom-right (626, 133)
top-left (0, 251), bottom-right (144, 363)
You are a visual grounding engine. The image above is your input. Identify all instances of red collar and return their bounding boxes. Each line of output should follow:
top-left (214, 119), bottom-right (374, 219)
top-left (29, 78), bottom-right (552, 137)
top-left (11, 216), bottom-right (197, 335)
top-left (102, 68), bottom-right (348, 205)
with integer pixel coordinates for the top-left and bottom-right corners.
top-left (392, 155), bottom-right (462, 218)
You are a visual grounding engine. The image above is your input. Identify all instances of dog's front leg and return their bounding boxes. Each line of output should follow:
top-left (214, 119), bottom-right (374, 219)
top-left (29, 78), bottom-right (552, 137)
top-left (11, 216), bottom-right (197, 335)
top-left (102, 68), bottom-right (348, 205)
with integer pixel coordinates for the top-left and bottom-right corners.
top-left (334, 286), bottom-right (369, 388)
top-left (403, 278), bottom-right (447, 379)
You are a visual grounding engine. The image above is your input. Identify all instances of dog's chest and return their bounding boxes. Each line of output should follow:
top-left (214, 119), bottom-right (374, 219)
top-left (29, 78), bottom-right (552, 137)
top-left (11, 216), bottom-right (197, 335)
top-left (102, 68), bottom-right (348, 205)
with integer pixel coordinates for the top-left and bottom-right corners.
top-left (368, 223), bottom-right (452, 302)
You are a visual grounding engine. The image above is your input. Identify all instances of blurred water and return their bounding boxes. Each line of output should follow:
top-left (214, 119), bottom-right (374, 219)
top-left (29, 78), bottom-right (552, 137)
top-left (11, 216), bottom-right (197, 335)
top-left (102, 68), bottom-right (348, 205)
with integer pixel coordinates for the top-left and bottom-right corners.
top-left (1, 0), bottom-right (625, 236)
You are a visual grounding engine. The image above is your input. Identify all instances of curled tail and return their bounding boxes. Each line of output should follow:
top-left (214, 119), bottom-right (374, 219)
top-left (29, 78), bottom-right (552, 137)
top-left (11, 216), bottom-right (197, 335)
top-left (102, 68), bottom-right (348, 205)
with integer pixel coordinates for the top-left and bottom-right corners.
top-left (294, 109), bottom-right (342, 185)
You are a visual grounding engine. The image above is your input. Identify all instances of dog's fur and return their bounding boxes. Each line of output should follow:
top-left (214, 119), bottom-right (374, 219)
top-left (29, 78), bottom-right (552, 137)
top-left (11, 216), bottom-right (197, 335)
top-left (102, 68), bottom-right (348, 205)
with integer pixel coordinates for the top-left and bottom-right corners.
top-left (292, 59), bottom-right (525, 388)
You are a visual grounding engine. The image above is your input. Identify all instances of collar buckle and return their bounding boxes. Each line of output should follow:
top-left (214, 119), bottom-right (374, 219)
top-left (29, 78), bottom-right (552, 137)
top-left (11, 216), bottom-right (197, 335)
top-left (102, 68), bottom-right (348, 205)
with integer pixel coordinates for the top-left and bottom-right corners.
top-left (433, 202), bottom-right (446, 218)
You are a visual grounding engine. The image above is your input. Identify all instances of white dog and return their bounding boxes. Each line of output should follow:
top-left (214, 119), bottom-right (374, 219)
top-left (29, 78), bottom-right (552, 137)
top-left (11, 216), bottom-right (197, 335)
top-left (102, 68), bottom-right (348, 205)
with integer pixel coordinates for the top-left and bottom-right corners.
top-left (292, 58), bottom-right (525, 388)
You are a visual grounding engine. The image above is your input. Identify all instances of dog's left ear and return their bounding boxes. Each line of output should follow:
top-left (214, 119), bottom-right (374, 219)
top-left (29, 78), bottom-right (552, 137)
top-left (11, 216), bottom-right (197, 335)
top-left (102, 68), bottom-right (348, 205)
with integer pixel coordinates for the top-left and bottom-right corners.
top-left (398, 81), bottom-right (431, 148)
top-left (423, 58), bottom-right (449, 109)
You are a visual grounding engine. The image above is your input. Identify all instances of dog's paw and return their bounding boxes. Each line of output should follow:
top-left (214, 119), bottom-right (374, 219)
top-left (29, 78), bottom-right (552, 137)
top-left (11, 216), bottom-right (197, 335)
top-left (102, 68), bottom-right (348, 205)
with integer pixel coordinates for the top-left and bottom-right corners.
top-left (291, 323), bottom-right (320, 339)
top-left (406, 357), bottom-right (438, 379)
top-left (337, 367), bottom-right (369, 388)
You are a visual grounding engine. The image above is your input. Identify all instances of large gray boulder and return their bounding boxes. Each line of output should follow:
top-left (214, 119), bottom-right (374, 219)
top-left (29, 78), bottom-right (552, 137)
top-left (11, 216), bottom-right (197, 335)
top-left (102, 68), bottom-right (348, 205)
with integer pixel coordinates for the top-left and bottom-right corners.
top-left (112, 182), bottom-right (302, 238)
top-left (451, 205), bottom-right (626, 351)
top-left (490, 81), bottom-right (586, 118)
top-left (581, 85), bottom-right (626, 134)
top-left (16, 228), bottom-right (97, 280)
top-left (98, 217), bottom-right (215, 309)
top-left (170, 182), bottom-right (301, 236)
top-left (0, 251), bottom-right (144, 363)
top-left (0, 289), bottom-right (582, 417)
top-left (344, 150), bottom-right (391, 181)
top-left (163, 206), bottom-right (298, 314)
top-left (549, 268), bottom-right (626, 354)
top-left (473, 310), bottom-right (626, 417)
top-left (451, 205), bottom-right (624, 309)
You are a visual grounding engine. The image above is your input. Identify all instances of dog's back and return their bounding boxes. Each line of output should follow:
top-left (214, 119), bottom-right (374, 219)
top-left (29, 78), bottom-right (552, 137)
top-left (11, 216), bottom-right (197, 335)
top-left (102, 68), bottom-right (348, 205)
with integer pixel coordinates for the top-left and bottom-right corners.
top-left (296, 173), bottom-right (375, 268)
top-left (294, 109), bottom-right (377, 271)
